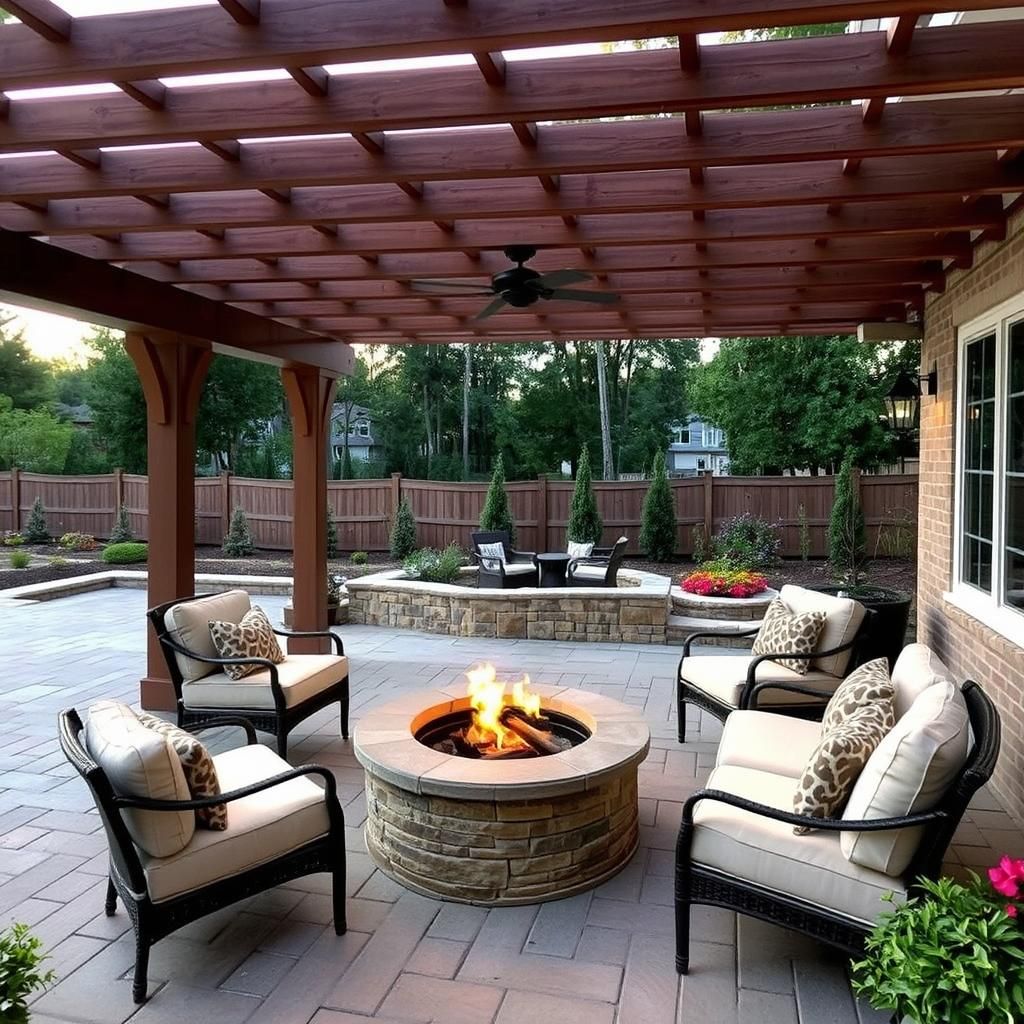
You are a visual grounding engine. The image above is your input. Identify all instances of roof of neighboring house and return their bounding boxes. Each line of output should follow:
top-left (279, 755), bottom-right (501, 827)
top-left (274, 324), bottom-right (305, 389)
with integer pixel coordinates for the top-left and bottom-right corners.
top-left (54, 402), bottom-right (94, 425)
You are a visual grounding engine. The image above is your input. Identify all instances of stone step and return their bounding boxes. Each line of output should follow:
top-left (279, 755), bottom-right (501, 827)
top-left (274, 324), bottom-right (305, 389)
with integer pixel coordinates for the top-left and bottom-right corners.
top-left (665, 612), bottom-right (761, 647)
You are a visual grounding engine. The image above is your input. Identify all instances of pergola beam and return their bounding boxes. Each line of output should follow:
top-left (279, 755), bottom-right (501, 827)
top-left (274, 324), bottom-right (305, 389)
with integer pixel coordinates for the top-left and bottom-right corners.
top-left (0, 0), bottom-right (71, 43)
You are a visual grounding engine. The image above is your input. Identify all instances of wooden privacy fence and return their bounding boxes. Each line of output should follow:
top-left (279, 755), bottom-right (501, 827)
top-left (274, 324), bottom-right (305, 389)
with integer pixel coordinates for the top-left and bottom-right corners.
top-left (0, 468), bottom-right (917, 559)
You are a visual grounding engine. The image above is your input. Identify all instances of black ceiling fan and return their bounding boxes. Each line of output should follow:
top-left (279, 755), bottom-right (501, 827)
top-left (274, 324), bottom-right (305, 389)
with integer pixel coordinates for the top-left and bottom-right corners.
top-left (407, 245), bottom-right (620, 320)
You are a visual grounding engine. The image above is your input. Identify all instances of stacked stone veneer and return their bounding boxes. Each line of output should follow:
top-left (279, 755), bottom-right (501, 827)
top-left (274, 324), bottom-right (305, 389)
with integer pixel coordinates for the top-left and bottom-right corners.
top-left (347, 570), bottom-right (670, 643)
top-left (364, 769), bottom-right (639, 905)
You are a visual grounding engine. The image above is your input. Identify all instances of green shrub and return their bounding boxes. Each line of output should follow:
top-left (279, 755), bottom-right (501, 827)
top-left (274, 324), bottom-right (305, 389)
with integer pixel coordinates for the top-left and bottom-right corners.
top-left (109, 503), bottom-right (135, 544)
top-left (712, 512), bottom-right (781, 571)
top-left (691, 525), bottom-right (709, 564)
top-left (222, 505), bottom-right (255, 557)
top-left (101, 542), bottom-right (148, 564)
top-left (479, 454), bottom-right (515, 545)
top-left (22, 497), bottom-right (48, 544)
top-left (829, 452), bottom-right (866, 586)
top-left (0, 923), bottom-right (56, 1023)
top-left (875, 506), bottom-right (916, 559)
top-left (350, 550), bottom-right (368, 565)
top-left (48, 555), bottom-right (68, 567)
top-left (2, 532), bottom-right (24, 547)
top-left (403, 544), bottom-right (464, 584)
top-left (566, 444), bottom-right (602, 545)
top-left (389, 497), bottom-right (417, 560)
top-left (326, 502), bottom-right (338, 559)
top-left (327, 573), bottom-right (345, 605)
top-left (639, 451), bottom-right (677, 561)
top-left (9, 550), bottom-right (30, 570)
top-left (58, 532), bottom-right (97, 552)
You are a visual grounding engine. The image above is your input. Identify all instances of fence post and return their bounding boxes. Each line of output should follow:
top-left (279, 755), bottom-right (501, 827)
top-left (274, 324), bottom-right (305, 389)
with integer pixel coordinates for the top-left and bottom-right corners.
top-left (10, 466), bottom-right (20, 532)
top-left (113, 467), bottom-right (124, 513)
top-left (220, 471), bottom-right (232, 540)
top-left (702, 470), bottom-right (714, 546)
top-left (390, 472), bottom-right (401, 522)
top-left (536, 474), bottom-right (548, 552)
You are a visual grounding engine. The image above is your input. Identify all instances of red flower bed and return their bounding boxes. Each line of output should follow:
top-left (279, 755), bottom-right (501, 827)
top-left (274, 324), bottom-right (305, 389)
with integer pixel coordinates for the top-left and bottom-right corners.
top-left (680, 568), bottom-right (768, 599)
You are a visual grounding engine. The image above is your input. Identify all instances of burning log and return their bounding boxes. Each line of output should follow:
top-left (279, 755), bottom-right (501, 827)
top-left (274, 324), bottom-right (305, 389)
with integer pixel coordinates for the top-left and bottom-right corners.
top-left (501, 708), bottom-right (572, 755)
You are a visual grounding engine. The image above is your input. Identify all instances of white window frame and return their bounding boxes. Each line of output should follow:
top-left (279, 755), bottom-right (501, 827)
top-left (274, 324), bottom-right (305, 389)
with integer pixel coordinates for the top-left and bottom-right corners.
top-left (947, 290), bottom-right (1024, 646)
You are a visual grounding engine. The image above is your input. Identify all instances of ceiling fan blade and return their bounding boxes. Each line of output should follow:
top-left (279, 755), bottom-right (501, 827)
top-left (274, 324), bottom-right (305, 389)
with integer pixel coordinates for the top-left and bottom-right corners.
top-left (545, 288), bottom-right (620, 304)
top-left (475, 296), bottom-right (509, 320)
top-left (408, 278), bottom-right (493, 291)
top-left (534, 269), bottom-right (592, 288)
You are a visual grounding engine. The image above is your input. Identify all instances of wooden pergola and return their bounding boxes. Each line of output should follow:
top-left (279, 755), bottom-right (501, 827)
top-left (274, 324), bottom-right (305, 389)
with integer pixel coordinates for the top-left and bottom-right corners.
top-left (1, 0), bottom-right (1022, 705)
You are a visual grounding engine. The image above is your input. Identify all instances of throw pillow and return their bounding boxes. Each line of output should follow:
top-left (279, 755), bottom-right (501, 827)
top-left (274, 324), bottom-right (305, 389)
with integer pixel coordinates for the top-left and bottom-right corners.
top-left (137, 713), bottom-right (227, 831)
top-left (567, 541), bottom-right (595, 559)
top-left (751, 597), bottom-right (827, 675)
top-left (792, 702), bottom-right (894, 834)
top-left (209, 605), bottom-right (285, 680)
top-left (477, 541), bottom-right (506, 567)
top-left (821, 658), bottom-right (894, 732)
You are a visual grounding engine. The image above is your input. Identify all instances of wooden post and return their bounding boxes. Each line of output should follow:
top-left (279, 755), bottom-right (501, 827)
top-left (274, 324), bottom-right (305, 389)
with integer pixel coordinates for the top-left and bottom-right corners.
top-left (283, 366), bottom-right (337, 654)
top-left (702, 470), bottom-right (714, 548)
top-left (113, 467), bottom-right (124, 517)
top-left (220, 470), bottom-right (232, 542)
top-left (125, 333), bottom-right (212, 711)
top-left (10, 466), bottom-right (20, 532)
top-left (536, 474), bottom-right (548, 553)
top-left (390, 472), bottom-right (402, 523)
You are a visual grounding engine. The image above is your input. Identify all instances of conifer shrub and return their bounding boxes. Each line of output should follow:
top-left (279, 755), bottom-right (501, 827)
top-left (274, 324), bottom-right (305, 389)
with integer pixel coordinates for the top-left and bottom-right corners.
top-left (22, 497), bottom-right (49, 544)
top-left (326, 502), bottom-right (338, 559)
top-left (829, 451), bottom-right (866, 587)
top-left (479, 454), bottom-right (515, 545)
top-left (390, 497), bottom-right (417, 559)
top-left (109, 503), bottom-right (135, 544)
top-left (222, 505), bottom-right (255, 557)
top-left (639, 451), bottom-right (677, 562)
top-left (566, 444), bottom-right (603, 546)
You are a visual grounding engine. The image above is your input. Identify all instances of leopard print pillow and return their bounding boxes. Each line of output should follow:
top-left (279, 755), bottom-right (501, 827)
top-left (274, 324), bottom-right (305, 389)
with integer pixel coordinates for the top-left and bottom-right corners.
top-left (137, 712), bottom-right (227, 831)
top-left (751, 597), bottom-right (826, 675)
top-left (208, 606), bottom-right (285, 680)
top-left (792, 702), bottom-right (894, 834)
top-left (821, 657), bottom-right (894, 733)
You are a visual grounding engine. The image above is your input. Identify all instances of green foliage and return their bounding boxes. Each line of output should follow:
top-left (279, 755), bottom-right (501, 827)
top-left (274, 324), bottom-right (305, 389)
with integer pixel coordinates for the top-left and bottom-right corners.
top-left (22, 497), bottom-right (49, 544)
top-left (0, 395), bottom-right (73, 473)
top-left (403, 544), bottom-right (464, 584)
top-left (109, 504), bottom-right (135, 544)
top-left (58, 532), bottom-right (96, 552)
top-left (2, 532), bottom-right (24, 547)
top-left (236, 435), bottom-right (285, 480)
top-left (350, 550), bottom-right (368, 565)
top-left (61, 429), bottom-right (114, 475)
top-left (0, 922), bottom-right (56, 1022)
top-left (390, 497), bottom-right (417, 560)
top-left (829, 452), bottom-right (866, 586)
top-left (48, 555), bottom-right (67, 567)
top-left (101, 542), bottom-right (148, 565)
top-left (851, 875), bottom-right (1024, 1024)
top-left (712, 512), bottom-right (781, 571)
top-left (691, 525), bottom-right (709, 563)
top-left (723, 22), bottom-right (848, 42)
top-left (8, 550), bottom-right (30, 570)
top-left (567, 444), bottom-right (603, 545)
top-left (479, 454), bottom-right (516, 545)
top-left (326, 503), bottom-right (338, 559)
top-left (876, 506), bottom-right (916, 560)
top-left (0, 329), bottom-right (53, 411)
top-left (341, 446), bottom-right (354, 481)
top-left (327, 573), bottom-right (345, 605)
top-left (82, 329), bottom-right (148, 474)
top-left (222, 506), bottom-right (256, 557)
top-left (797, 503), bottom-right (811, 562)
top-left (639, 450), bottom-right (676, 561)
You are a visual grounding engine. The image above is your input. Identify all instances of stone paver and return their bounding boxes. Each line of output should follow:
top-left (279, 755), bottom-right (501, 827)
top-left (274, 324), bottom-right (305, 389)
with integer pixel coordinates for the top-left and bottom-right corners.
top-left (0, 587), bottom-right (1020, 1023)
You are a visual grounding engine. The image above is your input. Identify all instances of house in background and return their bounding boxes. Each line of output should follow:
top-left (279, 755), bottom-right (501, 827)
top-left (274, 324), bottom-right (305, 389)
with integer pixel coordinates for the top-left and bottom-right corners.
top-left (330, 403), bottom-right (384, 464)
top-left (667, 416), bottom-right (730, 477)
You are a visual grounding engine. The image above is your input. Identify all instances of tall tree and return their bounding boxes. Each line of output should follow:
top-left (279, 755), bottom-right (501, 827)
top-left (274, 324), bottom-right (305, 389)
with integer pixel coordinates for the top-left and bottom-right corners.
top-left (0, 396), bottom-right (73, 473)
top-left (0, 319), bottom-right (53, 410)
top-left (595, 341), bottom-right (614, 479)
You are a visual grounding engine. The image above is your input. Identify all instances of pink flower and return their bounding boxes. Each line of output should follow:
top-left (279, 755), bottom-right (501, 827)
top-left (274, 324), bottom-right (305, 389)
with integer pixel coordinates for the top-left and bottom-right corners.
top-left (988, 855), bottom-right (1024, 899)
top-left (1006, 903), bottom-right (1019, 918)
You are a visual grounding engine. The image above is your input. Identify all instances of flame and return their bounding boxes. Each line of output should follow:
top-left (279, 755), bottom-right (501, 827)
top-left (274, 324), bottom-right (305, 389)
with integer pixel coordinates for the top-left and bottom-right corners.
top-left (464, 664), bottom-right (542, 751)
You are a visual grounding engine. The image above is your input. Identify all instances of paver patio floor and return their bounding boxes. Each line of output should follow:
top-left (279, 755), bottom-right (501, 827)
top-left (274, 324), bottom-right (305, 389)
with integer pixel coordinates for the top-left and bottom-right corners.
top-left (2, 587), bottom-right (1020, 1023)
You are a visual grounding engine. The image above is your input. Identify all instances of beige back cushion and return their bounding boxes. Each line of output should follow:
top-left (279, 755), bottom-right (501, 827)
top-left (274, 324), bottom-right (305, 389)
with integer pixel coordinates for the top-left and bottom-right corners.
top-left (164, 589), bottom-right (252, 683)
top-left (86, 700), bottom-right (195, 858)
top-left (891, 643), bottom-right (956, 720)
top-left (779, 584), bottom-right (866, 677)
top-left (840, 681), bottom-right (970, 876)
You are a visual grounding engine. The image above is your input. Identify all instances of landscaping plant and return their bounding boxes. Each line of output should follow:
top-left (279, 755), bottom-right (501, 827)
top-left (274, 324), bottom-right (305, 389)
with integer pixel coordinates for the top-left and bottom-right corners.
top-left (22, 497), bottom-right (48, 544)
top-left (326, 502), bottom-right (338, 559)
top-left (681, 559), bottom-right (768, 598)
top-left (109, 503), bottom-right (135, 544)
top-left (797, 503), bottom-right (811, 561)
top-left (0, 922), bottom-right (56, 1023)
top-left (567, 444), bottom-right (602, 546)
top-left (691, 525), bottom-right (709, 564)
top-left (403, 544), bottom-right (464, 584)
top-left (58, 532), bottom-right (97, 552)
top-left (327, 573), bottom-right (346, 606)
top-left (712, 511), bottom-right (781, 571)
top-left (389, 497), bottom-right (417, 560)
top-left (350, 550), bottom-right (368, 565)
top-left (2, 532), bottom-right (24, 547)
top-left (102, 542), bottom-right (148, 565)
top-left (479, 454), bottom-right (515, 545)
top-left (639, 450), bottom-right (676, 561)
top-left (851, 858), bottom-right (1024, 1024)
top-left (829, 451), bottom-right (867, 587)
top-left (9, 550), bottom-right (30, 570)
top-left (222, 505), bottom-right (255, 557)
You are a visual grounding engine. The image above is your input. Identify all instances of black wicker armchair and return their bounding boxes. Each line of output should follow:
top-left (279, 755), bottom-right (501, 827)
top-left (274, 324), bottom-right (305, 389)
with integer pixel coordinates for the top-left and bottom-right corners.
top-left (148, 590), bottom-right (349, 759)
top-left (470, 530), bottom-right (538, 588)
top-left (567, 536), bottom-right (629, 588)
top-left (58, 709), bottom-right (347, 1004)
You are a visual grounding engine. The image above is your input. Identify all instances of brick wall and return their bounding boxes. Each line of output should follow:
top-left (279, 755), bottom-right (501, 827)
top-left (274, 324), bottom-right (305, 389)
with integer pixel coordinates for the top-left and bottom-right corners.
top-left (918, 204), bottom-right (1024, 821)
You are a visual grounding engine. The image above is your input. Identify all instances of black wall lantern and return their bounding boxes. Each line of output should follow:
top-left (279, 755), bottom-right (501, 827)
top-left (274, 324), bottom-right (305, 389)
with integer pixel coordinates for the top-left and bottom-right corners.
top-left (883, 363), bottom-right (938, 433)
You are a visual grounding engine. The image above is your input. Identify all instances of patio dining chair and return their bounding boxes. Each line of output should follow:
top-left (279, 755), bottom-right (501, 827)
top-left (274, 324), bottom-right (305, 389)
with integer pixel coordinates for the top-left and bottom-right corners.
top-left (470, 530), bottom-right (538, 588)
top-left (567, 536), bottom-right (629, 587)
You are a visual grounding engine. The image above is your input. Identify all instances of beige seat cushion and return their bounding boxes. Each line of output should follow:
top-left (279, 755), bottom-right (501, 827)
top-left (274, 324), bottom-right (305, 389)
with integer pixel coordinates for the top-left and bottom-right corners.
top-left (142, 744), bottom-right (332, 903)
top-left (715, 711), bottom-right (823, 777)
top-left (680, 655), bottom-right (842, 709)
top-left (571, 564), bottom-right (608, 583)
top-left (692, 764), bottom-right (905, 925)
top-left (501, 562), bottom-right (537, 576)
top-left (891, 643), bottom-right (956, 720)
top-left (181, 653), bottom-right (349, 710)
top-left (841, 681), bottom-right (970, 876)
top-left (778, 585), bottom-right (866, 677)
top-left (164, 590), bottom-right (252, 683)
top-left (86, 700), bottom-right (195, 858)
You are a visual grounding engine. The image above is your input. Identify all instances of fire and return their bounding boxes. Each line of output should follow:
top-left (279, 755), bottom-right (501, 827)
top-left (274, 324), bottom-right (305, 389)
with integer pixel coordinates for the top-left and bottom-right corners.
top-left (465, 664), bottom-right (541, 751)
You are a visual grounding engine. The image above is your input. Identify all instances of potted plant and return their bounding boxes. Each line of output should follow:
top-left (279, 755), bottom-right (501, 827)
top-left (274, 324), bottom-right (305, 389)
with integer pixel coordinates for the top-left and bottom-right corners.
top-left (851, 858), bottom-right (1024, 1024)
top-left (326, 573), bottom-right (347, 625)
top-left (0, 923), bottom-right (56, 1022)
top-left (809, 452), bottom-right (912, 669)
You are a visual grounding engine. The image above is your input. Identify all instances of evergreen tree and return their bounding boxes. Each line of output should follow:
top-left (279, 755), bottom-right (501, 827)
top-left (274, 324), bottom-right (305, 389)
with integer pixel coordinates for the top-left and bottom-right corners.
top-left (479, 454), bottom-right (515, 544)
top-left (326, 501), bottom-right (339, 559)
top-left (23, 496), bottom-right (49, 543)
top-left (566, 444), bottom-right (603, 545)
top-left (342, 446), bottom-right (354, 481)
top-left (109, 503), bottom-right (135, 544)
top-left (829, 451), bottom-right (866, 586)
top-left (639, 451), bottom-right (677, 561)
top-left (390, 497), bottom-right (417, 559)
top-left (222, 505), bottom-right (255, 556)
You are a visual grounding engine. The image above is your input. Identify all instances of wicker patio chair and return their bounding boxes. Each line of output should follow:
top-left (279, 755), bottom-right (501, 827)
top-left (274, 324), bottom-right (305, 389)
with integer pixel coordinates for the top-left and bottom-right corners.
top-left (470, 530), bottom-right (538, 588)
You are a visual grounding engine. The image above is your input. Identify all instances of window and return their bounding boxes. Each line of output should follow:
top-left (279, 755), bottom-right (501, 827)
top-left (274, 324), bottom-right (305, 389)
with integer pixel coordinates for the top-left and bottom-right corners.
top-left (355, 419), bottom-right (370, 437)
top-left (703, 427), bottom-right (722, 448)
top-left (953, 297), bottom-right (1024, 638)
top-left (696, 457), bottom-right (707, 471)
top-left (671, 426), bottom-right (685, 444)
top-left (686, 425), bottom-right (701, 445)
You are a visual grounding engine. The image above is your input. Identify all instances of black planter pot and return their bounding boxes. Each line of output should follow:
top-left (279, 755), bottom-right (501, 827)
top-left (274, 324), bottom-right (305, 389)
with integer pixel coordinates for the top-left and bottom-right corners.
top-left (806, 583), bottom-right (912, 671)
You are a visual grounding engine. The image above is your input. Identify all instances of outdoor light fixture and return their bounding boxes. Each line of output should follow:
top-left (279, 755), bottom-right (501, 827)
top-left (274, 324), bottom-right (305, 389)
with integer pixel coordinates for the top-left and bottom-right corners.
top-left (883, 363), bottom-right (938, 433)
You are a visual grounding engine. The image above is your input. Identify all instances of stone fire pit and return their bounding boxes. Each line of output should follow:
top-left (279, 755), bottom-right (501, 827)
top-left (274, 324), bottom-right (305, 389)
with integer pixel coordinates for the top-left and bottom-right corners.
top-left (354, 683), bottom-right (650, 905)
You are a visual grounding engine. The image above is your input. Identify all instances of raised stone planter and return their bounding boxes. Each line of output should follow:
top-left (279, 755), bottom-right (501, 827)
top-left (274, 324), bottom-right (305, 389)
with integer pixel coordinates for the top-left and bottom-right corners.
top-left (346, 568), bottom-right (672, 644)
top-left (667, 586), bottom-right (777, 648)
